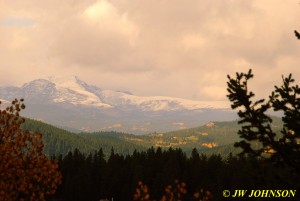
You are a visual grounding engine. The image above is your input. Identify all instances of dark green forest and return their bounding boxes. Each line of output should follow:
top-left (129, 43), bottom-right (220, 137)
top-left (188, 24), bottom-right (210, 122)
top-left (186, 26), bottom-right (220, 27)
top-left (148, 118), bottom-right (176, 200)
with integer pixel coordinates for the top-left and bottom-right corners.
top-left (21, 118), bottom-right (146, 157)
top-left (49, 147), bottom-right (299, 201)
top-left (20, 117), bottom-right (283, 158)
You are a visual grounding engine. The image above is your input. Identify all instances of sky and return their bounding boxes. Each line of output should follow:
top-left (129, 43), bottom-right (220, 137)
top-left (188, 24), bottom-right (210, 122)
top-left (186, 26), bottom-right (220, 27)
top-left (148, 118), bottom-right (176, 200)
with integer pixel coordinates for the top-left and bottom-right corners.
top-left (0, 0), bottom-right (300, 101)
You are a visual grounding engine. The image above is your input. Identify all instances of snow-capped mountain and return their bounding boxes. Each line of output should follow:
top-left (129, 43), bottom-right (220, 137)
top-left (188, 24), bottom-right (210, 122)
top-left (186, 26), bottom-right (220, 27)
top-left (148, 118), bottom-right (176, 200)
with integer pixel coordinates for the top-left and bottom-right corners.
top-left (97, 90), bottom-right (230, 112)
top-left (0, 76), bottom-right (236, 133)
top-left (2, 76), bottom-right (112, 108)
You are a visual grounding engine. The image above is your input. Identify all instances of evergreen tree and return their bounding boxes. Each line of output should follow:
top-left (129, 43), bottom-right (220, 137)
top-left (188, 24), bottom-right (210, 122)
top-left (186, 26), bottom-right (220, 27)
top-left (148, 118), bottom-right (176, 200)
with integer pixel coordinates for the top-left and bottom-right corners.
top-left (227, 69), bottom-right (300, 183)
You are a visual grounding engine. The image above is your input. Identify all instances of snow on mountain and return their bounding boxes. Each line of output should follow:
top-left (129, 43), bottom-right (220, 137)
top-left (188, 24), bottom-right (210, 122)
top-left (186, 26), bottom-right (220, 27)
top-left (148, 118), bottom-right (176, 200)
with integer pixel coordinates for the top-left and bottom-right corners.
top-left (47, 76), bottom-right (112, 108)
top-left (0, 76), bottom-right (230, 111)
top-left (98, 89), bottom-right (230, 111)
top-left (0, 76), bottom-right (236, 133)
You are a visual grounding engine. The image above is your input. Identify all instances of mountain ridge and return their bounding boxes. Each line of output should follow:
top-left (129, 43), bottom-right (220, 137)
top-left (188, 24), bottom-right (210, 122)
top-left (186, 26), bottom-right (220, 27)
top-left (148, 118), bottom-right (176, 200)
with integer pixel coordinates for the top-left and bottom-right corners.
top-left (19, 116), bottom-right (283, 157)
top-left (0, 76), bottom-right (236, 133)
top-left (1, 76), bottom-right (230, 110)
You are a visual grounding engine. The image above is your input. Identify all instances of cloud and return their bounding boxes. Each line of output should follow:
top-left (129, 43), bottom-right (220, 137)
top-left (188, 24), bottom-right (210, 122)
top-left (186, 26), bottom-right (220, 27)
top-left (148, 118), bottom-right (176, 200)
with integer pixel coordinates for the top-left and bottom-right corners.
top-left (0, 0), bottom-right (300, 101)
top-left (47, 0), bottom-right (142, 72)
top-left (0, 17), bottom-right (35, 27)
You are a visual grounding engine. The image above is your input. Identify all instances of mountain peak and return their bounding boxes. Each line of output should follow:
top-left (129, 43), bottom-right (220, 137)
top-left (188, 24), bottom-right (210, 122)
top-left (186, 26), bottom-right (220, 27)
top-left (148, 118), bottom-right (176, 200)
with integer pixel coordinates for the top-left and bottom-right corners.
top-left (0, 76), bottom-right (236, 133)
top-left (44, 76), bottom-right (111, 108)
top-left (22, 78), bottom-right (53, 87)
top-left (48, 75), bottom-right (81, 87)
top-left (1, 76), bottom-right (231, 110)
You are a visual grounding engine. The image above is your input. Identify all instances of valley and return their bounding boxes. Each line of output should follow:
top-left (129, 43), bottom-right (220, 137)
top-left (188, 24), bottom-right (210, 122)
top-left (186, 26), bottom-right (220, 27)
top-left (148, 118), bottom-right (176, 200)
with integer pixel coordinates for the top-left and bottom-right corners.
top-left (20, 117), bottom-right (283, 158)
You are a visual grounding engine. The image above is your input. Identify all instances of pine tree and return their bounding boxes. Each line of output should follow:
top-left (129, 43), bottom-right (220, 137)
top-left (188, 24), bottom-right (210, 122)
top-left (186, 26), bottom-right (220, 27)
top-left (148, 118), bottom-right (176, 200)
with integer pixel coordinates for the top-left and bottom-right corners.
top-left (227, 70), bottom-right (300, 176)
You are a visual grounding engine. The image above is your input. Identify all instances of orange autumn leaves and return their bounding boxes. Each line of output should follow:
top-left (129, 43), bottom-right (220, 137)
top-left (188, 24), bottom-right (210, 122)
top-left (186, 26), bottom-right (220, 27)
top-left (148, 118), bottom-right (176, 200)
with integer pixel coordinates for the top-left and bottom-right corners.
top-left (0, 99), bottom-right (61, 201)
top-left (161, 180), bottom-right (187, 201)
top-left (133, 181), bottom-right (150, 201)
top-left (133, 180), bottom-right (212, 201)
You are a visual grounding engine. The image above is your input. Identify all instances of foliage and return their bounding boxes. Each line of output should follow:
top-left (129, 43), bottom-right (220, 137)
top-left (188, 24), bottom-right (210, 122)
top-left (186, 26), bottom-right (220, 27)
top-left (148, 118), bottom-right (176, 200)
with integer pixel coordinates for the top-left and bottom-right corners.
top-left (161, 180), bottom-right (187, 201)
top-left (133, 180), bottom-right (210, 201)
top-left (295, 30), bottom-right (300, 39)
top-left (52, 146), bottom-right (298, 201)
top-left (0, 99), bottom-right (61, 201)
top-left (193, 188), bottom-right (212, 201)
top-left (133, 181), bottom-right (151, 201)
top-left (227, 70), bottom-right (300, 174)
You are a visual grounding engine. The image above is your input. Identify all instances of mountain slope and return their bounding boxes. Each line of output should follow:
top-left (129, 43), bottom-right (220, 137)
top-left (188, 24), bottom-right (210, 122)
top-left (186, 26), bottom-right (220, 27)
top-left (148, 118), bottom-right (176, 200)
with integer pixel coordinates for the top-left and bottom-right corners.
top-left (20, 117), bottom-right (284, 157)
top-left (115, 121), bottom-right (241, 153)
top-left (22, 118), bottom-right (241, 157)
top-left (21, 118), bottom-right (146, 157)
top-left (0, 76), bottom-right (236, 133)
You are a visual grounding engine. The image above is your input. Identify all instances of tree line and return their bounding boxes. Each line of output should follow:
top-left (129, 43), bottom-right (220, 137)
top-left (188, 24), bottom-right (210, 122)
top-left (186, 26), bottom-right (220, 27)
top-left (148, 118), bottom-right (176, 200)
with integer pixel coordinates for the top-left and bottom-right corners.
top-left (50, 147), bottom-right (299, 201)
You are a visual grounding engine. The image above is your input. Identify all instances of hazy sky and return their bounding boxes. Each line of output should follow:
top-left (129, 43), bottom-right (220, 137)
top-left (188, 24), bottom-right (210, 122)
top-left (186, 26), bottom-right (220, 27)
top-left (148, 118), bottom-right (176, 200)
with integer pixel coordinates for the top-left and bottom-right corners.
top-left (1, 0), bottom-right (300, 101)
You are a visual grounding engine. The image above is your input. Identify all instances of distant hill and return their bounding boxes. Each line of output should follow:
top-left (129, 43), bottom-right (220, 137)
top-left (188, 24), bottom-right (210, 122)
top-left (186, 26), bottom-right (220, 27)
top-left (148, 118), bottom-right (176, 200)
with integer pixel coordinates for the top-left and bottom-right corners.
top-left (21, 116), bottom-right (283, 157)
top-left (107, 120), bottom-right (242, 155)
top-left (21, 119), bottom-right (146, 157)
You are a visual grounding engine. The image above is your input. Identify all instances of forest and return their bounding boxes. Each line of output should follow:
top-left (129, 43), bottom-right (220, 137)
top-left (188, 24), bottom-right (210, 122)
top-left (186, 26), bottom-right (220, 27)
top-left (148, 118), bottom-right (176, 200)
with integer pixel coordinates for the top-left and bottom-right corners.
top-left (50, 147), bottom-right (299, 201)
top-left (19, 115), bottom-right (283, 159)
